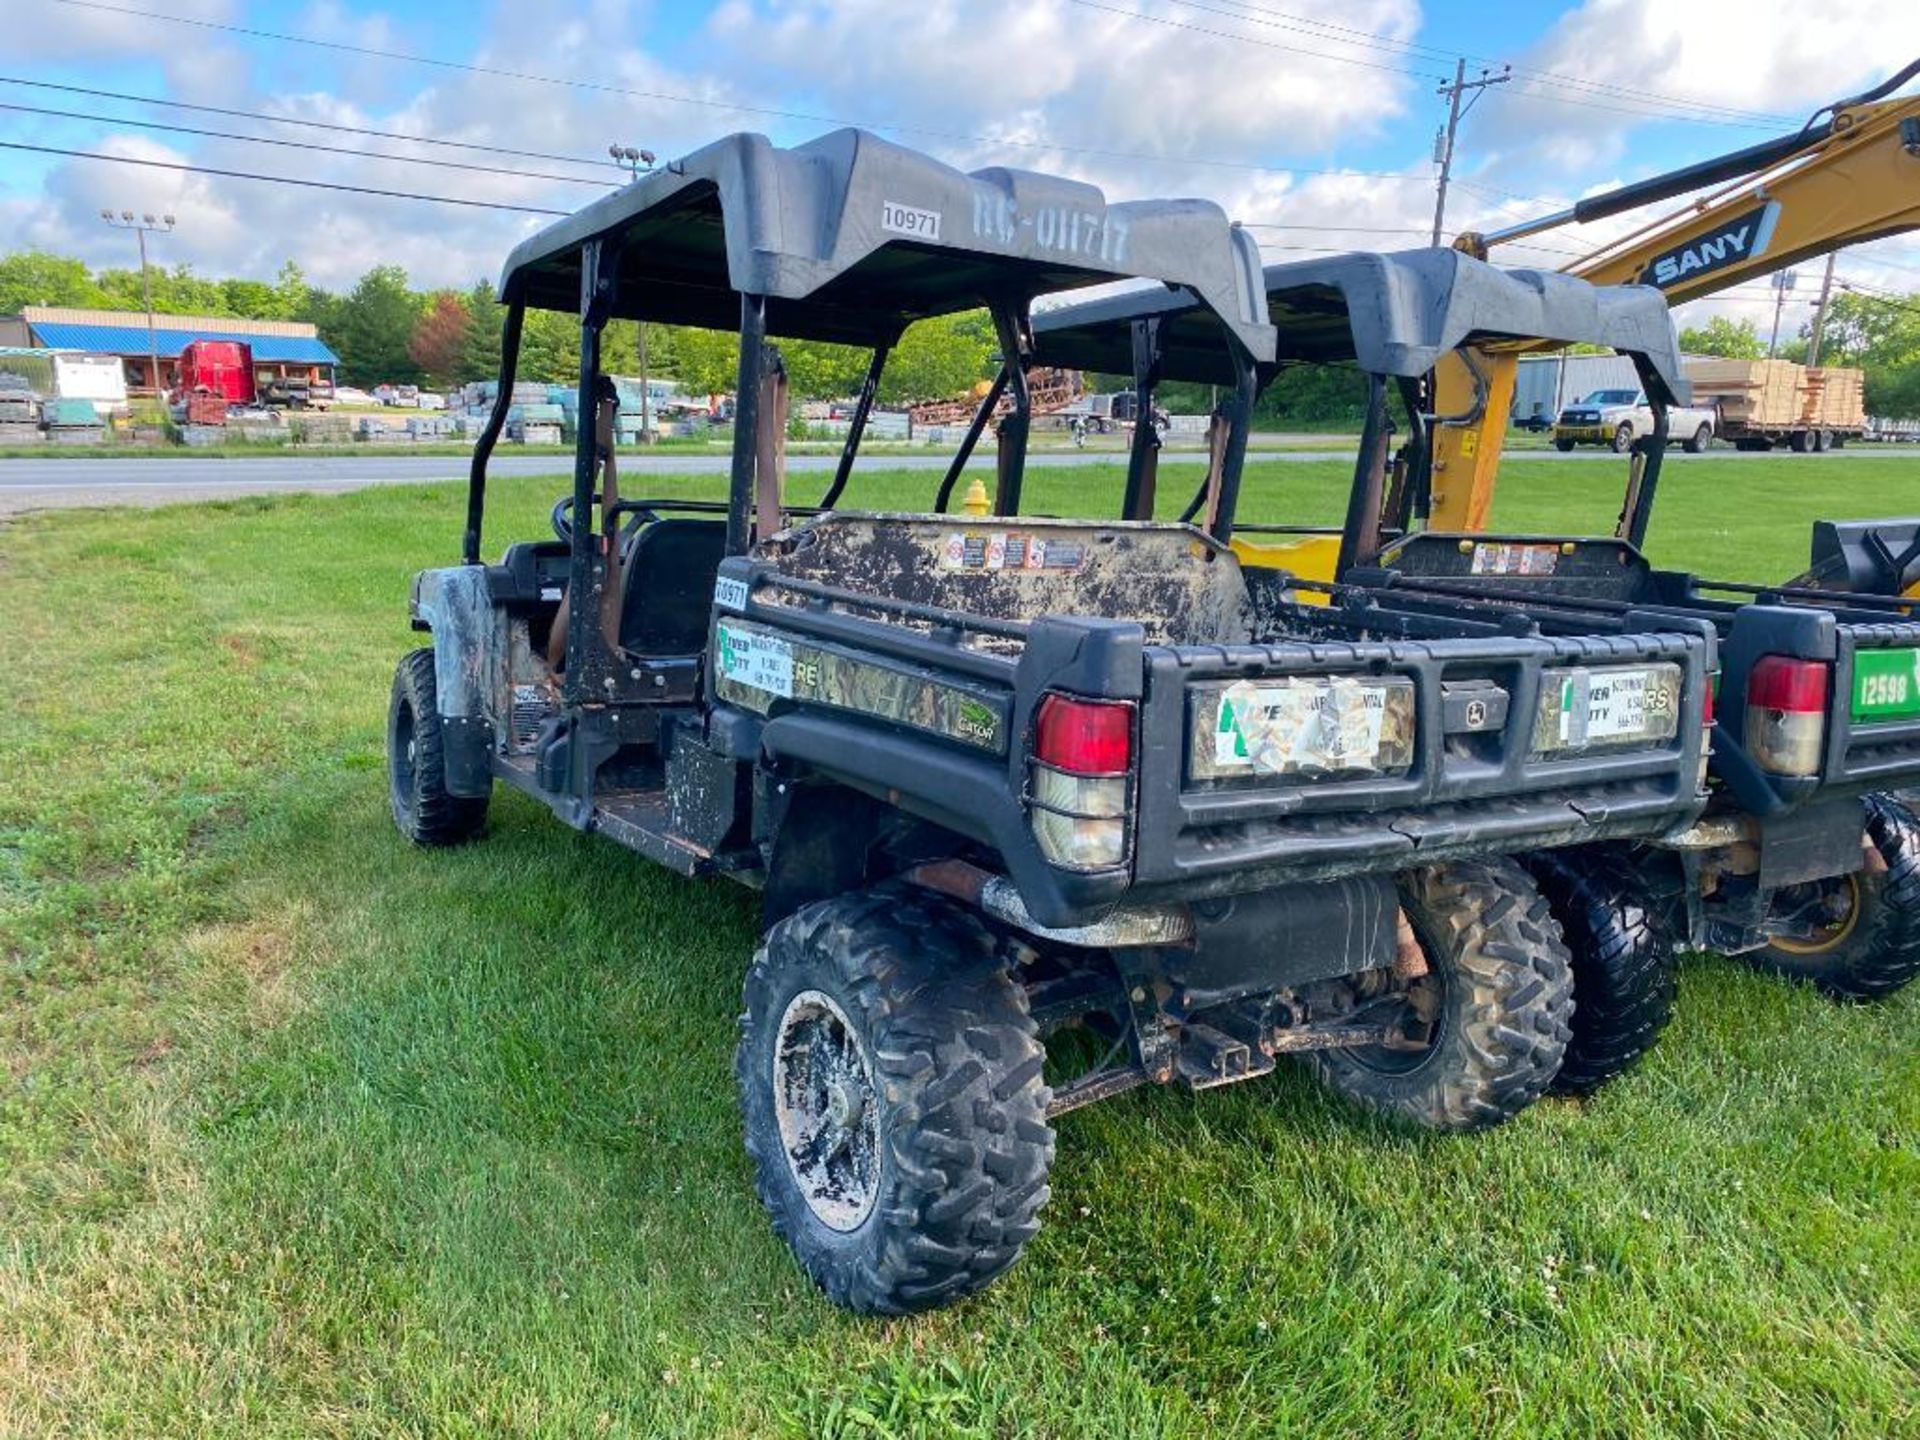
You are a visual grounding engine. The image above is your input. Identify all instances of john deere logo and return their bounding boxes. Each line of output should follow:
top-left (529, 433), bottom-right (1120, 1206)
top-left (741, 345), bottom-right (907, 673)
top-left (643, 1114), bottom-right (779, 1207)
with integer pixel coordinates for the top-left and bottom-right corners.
top-left (1645, 201), bottom-right (1780, 289)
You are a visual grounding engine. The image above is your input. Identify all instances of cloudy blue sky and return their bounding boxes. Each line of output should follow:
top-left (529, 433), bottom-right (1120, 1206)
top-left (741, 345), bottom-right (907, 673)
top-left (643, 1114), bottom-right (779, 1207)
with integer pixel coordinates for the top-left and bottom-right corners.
top-left (3, 0), bottom-right (1915, 330)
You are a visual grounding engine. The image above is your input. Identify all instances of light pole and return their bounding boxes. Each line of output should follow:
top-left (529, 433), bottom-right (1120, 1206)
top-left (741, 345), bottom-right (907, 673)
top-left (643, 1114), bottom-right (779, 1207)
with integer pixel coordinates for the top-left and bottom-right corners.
top-left (100, 209), bottom-right (176, 401)
top-left (1767, 269), bottom-right (1800, 359)
top-left (609, 144), bottom-right (658, 442)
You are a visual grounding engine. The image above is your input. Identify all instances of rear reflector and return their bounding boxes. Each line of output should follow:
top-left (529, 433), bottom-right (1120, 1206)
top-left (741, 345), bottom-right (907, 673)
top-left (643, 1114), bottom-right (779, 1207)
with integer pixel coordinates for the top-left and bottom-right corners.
top-left (1746, 656), bottom-right (1830, 777)
top-left (1035, 694), bottom-right (1133, 775)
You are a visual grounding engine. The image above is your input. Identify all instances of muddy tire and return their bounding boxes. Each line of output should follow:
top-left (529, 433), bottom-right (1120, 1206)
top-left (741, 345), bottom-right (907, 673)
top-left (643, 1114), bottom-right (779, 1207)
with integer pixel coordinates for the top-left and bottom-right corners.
top-left (1525, 848), bottom-right (1677, 1095)
top-left (1751, 793), bottom-right (1920, 1002)
top-left (388, 648), bottom-right (488, 846)
top-left (1308, 859), bottom-right (1574, 1131)
top-left (737, 886), bottom-right (1054, 1315)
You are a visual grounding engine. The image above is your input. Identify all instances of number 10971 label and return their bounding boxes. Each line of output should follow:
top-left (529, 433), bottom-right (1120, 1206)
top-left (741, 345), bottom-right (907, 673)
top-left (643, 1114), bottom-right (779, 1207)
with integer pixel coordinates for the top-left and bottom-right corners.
top-left (881, 200), bottom-right (942, 241)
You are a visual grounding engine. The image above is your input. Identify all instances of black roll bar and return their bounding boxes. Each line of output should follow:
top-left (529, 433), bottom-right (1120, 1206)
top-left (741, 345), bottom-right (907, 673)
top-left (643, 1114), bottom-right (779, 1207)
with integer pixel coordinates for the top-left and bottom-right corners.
top-left (933, 365), bottom-right (1009, 513)
top-left (726, 293), bottom-right (770, 555)
top-left (1207, 338), bottom-right (1259, 545)
top-left (563, 238), bottom-right (617, 697)
top-left (1336, 374), bottom-right (1394, 577)
top-left (1619, 352), bottom-right (1671, 550)
top-left (991, 304), bottom-right (1034, 516)
top-left (1121, 315), bottom-right (1163, 522)
top-left (462, 297), bottom-right (526, 565)
top-left (820, 342), bottom-right (890, 511)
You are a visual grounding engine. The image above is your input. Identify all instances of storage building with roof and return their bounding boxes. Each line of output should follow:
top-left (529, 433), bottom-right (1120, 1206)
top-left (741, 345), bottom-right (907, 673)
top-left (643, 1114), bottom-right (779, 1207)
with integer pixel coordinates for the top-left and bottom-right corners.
top-left (0, 306), bottom-right (340, 397)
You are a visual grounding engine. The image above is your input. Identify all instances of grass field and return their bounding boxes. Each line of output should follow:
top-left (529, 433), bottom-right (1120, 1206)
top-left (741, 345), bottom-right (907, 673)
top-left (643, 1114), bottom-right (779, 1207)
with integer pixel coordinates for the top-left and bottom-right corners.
top-left (2, 455), bottom-right (1917, 1438)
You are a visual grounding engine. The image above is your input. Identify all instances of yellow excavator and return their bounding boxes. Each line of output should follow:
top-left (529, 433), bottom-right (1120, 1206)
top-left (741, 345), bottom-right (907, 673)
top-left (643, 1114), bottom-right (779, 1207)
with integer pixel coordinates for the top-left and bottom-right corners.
top-left (1424, 55), bottom-right (1920, 594)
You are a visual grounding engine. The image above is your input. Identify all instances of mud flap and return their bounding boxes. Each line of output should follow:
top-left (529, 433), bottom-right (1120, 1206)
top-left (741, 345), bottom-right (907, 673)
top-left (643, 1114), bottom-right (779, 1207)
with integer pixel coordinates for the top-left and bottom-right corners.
top-left (439, 714), bottom-right (494, 798)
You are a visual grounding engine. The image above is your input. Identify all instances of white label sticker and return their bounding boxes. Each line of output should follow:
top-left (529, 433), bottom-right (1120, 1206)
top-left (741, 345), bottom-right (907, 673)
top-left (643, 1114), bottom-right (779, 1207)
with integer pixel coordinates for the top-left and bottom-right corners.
top-left (1215, 678), bottom-right (1388, 772)
top-left (717, 624), bottom-right (793, 698)
top-left (713, 576), bottom-right (750, 612)
top-left (882, 200), bottom-right (942, 242)
top-left (1581, 668), bottom-right (1658, 741)
top-left (1557, 667), bottom-right (1671, 745)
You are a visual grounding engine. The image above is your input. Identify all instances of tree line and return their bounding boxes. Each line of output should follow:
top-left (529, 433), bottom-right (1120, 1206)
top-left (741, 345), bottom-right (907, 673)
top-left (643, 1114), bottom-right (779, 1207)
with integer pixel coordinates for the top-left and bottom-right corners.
top-left (0, 250), bottom-right (995, 403)
top-left (13, 248), bottom-right (1909, 419)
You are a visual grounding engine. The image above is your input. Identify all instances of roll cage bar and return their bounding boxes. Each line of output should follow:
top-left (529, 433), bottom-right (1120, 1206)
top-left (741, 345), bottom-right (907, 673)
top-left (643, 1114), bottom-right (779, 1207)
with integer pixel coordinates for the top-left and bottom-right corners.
top-left (456, 126), bottom-right (1276, 712)
top-left (1030, 247), bottom-right (1688, 570)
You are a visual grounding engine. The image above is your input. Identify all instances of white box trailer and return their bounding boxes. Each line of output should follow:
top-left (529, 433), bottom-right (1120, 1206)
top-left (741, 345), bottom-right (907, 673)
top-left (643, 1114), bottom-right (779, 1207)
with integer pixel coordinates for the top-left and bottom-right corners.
top-left (52, 353), bottom-right (130, 418)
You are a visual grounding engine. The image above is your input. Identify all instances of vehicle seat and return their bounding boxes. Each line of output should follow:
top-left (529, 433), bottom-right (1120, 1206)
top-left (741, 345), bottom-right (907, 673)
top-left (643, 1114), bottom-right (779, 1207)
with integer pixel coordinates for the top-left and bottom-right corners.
top-left (618, 518), bottom-right (730, 654)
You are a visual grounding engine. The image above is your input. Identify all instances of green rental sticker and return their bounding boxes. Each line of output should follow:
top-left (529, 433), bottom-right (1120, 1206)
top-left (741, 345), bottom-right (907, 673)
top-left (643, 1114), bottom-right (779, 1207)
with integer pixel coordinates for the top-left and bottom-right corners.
top-left (1851, 648), bottom-right (1920, 723)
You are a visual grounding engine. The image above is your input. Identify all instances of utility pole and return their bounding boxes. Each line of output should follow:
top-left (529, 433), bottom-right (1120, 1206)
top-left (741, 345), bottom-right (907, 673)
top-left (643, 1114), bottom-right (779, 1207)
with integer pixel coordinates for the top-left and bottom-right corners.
top-left (1431, 59), bottom-right (1510, 246)
top-left (1807, 252), bottom-right (1839, 365)
top-left (1767, 269), bottom-right (1800, 359)
top-left (609, 144), bottom-right (658, 442)
top-left (99, 209), bottom-right (176, 401)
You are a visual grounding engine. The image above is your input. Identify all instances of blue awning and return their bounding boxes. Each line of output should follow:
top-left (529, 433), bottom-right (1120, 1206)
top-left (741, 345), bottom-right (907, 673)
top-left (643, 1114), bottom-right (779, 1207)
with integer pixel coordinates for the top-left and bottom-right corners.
top-left (26, 322), bottom-right (339, 366)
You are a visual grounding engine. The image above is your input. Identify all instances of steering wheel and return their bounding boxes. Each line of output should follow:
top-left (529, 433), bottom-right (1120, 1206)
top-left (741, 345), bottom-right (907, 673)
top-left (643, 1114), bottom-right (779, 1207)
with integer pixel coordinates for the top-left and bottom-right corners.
top-left (550, 495), bottom-right (658, 546)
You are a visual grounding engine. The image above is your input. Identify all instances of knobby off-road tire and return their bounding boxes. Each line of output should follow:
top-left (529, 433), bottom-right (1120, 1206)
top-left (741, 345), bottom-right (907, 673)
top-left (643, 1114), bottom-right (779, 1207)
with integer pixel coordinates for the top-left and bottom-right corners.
top-left (1525, 848), bottom-right (1677, 1096)
top-left (388, 648), bottom-right (488, 846)
top-left (1752, 793), bottom-right (1920, 1002)
top-left (1308, 858), bottom-right (1574, 1131)
top-left (737, 886), bottom-right (1055, 1315)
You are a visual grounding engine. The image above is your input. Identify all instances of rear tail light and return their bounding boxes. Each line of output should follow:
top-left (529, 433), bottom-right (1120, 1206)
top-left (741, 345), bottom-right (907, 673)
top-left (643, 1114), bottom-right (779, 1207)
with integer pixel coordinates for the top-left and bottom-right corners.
top-left (1746, 656), bottom-right (1830, 777)
top-left (1029, 694), bottom-right (1134, 871)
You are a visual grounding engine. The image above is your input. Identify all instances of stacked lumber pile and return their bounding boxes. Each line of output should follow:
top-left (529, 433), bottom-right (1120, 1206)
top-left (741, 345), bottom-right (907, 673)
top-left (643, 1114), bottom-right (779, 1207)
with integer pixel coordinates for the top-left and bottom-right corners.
top-left (1685, 359), bottom-right (1802, 426)
top-left (1803, 367), bottom-right (1866, 428)
top-left (1684, 359), bottom-right (1867, 430)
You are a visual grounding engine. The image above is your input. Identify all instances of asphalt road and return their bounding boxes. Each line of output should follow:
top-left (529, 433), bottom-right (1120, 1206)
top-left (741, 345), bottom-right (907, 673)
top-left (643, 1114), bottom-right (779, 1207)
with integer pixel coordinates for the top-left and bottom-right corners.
top-left (0, 444), bottom-right (1911, 515)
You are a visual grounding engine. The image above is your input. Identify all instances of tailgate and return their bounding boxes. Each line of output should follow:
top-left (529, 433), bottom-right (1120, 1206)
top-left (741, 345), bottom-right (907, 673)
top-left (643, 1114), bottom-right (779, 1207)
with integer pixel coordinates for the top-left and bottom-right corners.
top-left (1129, 626), bottom-right (1711, 897)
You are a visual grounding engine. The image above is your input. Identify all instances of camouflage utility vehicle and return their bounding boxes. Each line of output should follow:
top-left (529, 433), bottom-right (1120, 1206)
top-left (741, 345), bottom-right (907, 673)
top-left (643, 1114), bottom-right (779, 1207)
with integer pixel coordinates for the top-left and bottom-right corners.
top-left (1039, 248), bottom-right (1920, 1051)
top-left (389, 136), bottom-right (1713, 1315)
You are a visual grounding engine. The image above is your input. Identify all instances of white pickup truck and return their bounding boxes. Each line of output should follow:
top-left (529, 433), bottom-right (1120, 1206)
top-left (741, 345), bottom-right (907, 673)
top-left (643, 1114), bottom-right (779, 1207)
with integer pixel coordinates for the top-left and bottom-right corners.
top-left (1552, 387), bottom-right (1718, 454)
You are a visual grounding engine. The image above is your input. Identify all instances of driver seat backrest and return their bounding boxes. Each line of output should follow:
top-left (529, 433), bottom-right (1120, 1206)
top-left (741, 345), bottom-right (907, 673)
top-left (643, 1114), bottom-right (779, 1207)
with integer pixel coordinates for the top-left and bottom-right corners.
top-left (617, 518), bottom-right (730, 655)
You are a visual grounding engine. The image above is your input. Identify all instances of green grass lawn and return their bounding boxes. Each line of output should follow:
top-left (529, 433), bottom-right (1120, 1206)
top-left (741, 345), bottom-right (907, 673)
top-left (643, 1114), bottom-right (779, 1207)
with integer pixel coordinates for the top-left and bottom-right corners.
top-left (2, 456), bottom-right (1918, 1437)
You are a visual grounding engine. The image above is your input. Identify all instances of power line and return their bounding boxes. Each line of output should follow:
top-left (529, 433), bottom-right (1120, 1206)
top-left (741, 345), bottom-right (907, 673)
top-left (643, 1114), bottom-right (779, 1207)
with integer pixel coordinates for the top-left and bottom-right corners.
top-left (1072, 0), bottom-right (1784, 130)
top-left (1181, 0), bottom-right (1798, 125)
top-left (1239, 222), bottom-right (1431, 233)
top-left (1063, 0), bottom-right (1444, 80)
top-left (0, 140), bottom-right (569, 215)
top-left (35, 0), bottom-right (1413, 184)
top-left (0, 100), bottom-right (618, 188)
top-left (0, 75), bottom-right (628, 172)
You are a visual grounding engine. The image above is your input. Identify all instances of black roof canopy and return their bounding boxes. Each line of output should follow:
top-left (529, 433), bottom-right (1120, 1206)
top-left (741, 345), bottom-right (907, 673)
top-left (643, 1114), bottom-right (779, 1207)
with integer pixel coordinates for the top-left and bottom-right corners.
top-left (1030, 246), bottom-right (1687, 396)
top-left (498, 128), bottom-right (1277, 356)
